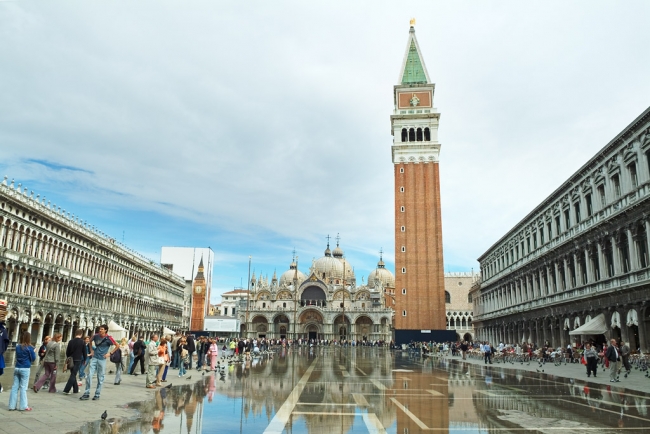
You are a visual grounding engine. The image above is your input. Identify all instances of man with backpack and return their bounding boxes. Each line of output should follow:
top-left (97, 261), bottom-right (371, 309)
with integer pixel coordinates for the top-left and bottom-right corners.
top-left (79, 324), bottom-right (117, 401)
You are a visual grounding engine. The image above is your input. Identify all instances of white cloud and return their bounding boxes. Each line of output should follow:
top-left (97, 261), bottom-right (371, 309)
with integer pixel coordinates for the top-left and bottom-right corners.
top-left (1, 1), bottom-right (649, 295)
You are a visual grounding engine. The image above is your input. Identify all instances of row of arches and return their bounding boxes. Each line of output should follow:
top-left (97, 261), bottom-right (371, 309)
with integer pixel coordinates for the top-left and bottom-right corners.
top-left (478, 220), bottom-right (650, 312)
top-left (0, 216), bottom-right (184, 300)
top-left (476, 305), bottom-right (648, 351)
top-left (0, 263), bottom-right (181, 322)
top-left (244, 310), bottom-right (391, 342)
top-left (400, 127), bottom-right (431, 142)
top-left (3, 304), bottom-right (170, 347)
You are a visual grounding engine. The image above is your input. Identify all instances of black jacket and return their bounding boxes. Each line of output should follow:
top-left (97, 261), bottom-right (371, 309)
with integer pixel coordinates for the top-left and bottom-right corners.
top-left (186, 336), bottom-right (196, 353)
top-left (133, 340), bottom-right (145, 357)
top-left (605, 345), bottom-right (620, 362)
top-left (66, 337), bottom-right (86, 362)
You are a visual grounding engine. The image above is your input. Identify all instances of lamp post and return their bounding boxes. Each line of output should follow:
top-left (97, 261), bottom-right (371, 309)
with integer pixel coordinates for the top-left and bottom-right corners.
top-left (293, 256), bottom-right (298, 342)
top-left (246, 255), bottom-right (251, 339)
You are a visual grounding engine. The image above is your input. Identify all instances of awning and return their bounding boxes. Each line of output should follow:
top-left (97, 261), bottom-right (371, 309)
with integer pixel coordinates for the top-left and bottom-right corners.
top-left (569, 313), bottom-right (607, 335)
top-left (107, 320), bottom-right (126, 332)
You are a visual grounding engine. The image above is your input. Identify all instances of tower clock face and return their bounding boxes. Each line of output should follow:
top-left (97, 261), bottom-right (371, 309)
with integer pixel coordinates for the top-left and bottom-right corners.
top-left (195, 286), bottom-right (203, 294)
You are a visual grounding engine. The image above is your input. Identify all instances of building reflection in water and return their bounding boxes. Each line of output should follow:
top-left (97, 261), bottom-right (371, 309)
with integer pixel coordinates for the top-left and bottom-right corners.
top-left (72, 348), bottom-right (650, 433)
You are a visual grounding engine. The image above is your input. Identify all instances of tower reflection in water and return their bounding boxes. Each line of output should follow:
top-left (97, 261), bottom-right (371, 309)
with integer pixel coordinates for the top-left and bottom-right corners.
top-left (69, 348), bottom-right (465, 434)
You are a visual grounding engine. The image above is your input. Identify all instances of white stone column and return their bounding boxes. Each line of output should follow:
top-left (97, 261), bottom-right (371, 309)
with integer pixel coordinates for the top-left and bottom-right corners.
top-left (612, 235), bottom-right (622, 275)
top-left (597, 242), bottom-right (606, 280)
top-left (627, 228), bottom-right (637, 271)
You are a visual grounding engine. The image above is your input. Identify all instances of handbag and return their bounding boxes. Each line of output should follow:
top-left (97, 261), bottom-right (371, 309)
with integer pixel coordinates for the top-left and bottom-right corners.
top-left (157, 356), bottom-right (166, 365)
top-left (580, 356), bottom-right (586, 365)
top-left (64, 356), bottom-right (74, 371)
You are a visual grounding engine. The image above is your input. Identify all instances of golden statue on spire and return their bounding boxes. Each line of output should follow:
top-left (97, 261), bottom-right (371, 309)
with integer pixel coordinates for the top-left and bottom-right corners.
top-left (410, 18), bottom-right (416, 27)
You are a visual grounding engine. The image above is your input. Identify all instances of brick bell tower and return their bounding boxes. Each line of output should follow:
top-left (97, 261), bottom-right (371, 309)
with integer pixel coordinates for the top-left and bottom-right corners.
top-left (190, 256), bottom-right (206, 331)
top-left (392, 22), bottom-right (448, 342)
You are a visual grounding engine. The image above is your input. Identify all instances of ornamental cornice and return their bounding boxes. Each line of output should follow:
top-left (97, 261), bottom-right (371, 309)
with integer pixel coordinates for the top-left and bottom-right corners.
top-left (392, 143), bottom-right (440, 164)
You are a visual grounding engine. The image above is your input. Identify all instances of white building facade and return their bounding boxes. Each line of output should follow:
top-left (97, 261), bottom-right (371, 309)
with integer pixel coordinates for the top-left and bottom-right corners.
top-left (471, 107), bottom-right (650, 351)
top-left (0, 178), bottom-right (186, 346)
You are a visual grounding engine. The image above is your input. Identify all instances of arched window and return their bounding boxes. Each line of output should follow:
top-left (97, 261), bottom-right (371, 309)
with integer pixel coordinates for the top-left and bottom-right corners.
top-left (416, 128), bottom-right (423, 141)
top-left (401, 128), bottom-right (408, 142)
top-left (409, 128), bottom-right (415, 141)
top-left (424, 128), bottom-right (430, 141)
top-left (445, 291), bottom-right (451, 304)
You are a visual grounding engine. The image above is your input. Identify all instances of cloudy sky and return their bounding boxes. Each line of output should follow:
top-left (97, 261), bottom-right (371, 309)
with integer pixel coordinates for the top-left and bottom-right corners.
top-left (1, 1), bottom-right (649, 302)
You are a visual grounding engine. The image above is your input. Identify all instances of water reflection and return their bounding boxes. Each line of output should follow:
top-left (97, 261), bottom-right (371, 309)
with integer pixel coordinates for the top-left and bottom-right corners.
top-left (71, 347), bottom-right (650, 433)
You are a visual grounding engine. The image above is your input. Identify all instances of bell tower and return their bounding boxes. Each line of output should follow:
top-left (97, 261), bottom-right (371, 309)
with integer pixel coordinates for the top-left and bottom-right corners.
top-left (190, 256), bottom-right (206, 331)
top-left (391, 22), bottom-right (447, 339)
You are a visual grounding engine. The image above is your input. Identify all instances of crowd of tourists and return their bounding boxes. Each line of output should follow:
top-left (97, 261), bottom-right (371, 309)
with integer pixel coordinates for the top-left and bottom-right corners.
top-left (2, 329), bottom-right (392, 412)
top-left (405, 337), bottom-right (640, 384)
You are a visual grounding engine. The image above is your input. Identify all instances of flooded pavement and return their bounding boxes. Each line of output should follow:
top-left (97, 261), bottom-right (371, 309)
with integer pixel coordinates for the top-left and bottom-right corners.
top-left (70, 347), bottom-right (650, 433)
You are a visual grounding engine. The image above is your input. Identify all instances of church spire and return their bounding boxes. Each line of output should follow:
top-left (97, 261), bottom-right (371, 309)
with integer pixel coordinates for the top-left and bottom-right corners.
top-left (195, 255), bottom-right (205, 280)
top-left (398, 21), bottom-right (430, 85)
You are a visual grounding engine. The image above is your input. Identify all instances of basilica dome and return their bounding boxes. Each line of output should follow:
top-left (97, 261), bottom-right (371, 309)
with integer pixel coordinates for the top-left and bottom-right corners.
top-left (332, 242), bottom-right (355, 281)
top-left (279, 261), bottom-right (307, 287)
top-left (313, 245), bottom-right (344, 280)
top-left (368, 256), bottom-right (395, 289)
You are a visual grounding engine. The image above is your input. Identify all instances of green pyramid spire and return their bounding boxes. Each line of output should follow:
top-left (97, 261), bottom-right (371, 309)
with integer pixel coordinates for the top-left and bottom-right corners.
top-left (399, 27), bottom-right (430, 85)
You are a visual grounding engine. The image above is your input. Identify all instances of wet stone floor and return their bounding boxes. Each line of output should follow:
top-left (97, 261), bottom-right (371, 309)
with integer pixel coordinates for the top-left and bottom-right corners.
top-left (71, 347), bottom-right (650, 433)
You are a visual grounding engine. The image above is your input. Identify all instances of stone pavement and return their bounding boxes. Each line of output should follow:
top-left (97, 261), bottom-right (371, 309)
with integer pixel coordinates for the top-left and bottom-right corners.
top-left (0, 361), bottom-right (210, 434)
top-left (439, 352), bottom-right (650, 394)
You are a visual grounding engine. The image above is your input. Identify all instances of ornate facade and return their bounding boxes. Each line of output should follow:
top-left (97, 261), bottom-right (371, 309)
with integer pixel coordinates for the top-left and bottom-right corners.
top-left (392, 24), bottom-right (446, 334)
top-left (445, 272), bottom-right (477, 341)
top-left (241, 240), bottom-right (394, 342)
top-left (471, 107), bottom-right (650, 351)
top-left (0, 177), bottom-right (186, 346)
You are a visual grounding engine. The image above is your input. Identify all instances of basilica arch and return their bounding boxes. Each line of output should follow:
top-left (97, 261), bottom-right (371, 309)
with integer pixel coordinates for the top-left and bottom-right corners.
top-left (300, 284), bottom-right (327, 308)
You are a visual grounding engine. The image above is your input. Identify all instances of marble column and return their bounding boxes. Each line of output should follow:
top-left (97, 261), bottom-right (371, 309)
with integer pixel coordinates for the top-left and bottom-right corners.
top-left (627, 228), bottom-right (637, 271)
top-left (612, 235), bottom-right (622, 275)
top-left (597, 242), bottom-right (606, 280)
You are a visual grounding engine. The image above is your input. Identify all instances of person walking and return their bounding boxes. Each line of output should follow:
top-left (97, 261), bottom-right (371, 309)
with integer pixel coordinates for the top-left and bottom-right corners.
top-left (620, 341), bottom-right (631, 374)
top-left (78, 335), bottom-right (90, 384)
top-left (186, 335), bottom-right (195, 369)
top-left (128, 334), bottom-right (138, 374)
top-left (8, 331), bottom-right (35, 411)
top-left (0, 311), bottom-right (9, 394)
top-left (113, 338), bottom-right (129, 385)
top-left (605, 339), bottom-right (621, 383)
top-left (145, 334), bottom-right (160, 389)
top-left (32, 335), bottom-right (50, 387)
top-left (584, 343), bottom-right (598, 378)
top-left (130, 336), bottom-right (146, 376)
top-left (33, 333), bottom-right (61, 393)
top-left (156, 337), bottom-right (170, 385)
top-left (208, 338), bottom-right (219, 370)
top-left (80, 325), bottom-right (117, 401)
top-left (178, 337), bottom-right (188, 377)
top-left (171, 333), bottom-right (180, 369)
top-left (160, 337), bottom-right (171, 383)
top-left (63, 329), bottom-right (86, 395)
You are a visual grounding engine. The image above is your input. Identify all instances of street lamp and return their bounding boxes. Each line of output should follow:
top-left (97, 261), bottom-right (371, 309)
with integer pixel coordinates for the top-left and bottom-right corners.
top-left (246, 255), bottom-right (251, 339)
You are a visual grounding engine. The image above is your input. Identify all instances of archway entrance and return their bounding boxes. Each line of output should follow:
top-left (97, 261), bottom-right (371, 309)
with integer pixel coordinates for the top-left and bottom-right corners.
top-left (301, 286), bottom-right (327, 308)
top-left (334, 315), bottom-right (350, 341)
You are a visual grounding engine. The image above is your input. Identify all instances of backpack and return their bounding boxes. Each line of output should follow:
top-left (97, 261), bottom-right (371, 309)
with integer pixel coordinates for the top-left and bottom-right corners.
top-left (110, 350), bottom-right (122, 363)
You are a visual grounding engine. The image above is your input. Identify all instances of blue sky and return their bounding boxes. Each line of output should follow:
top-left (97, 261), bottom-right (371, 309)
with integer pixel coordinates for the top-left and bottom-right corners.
top-left (2, 1), bottom-right (649, 303)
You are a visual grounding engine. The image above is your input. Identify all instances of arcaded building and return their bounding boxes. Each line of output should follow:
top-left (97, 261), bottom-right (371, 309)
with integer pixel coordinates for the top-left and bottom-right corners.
top-left (471, 107), bottom-right (650, 351)
top-left (241, 240), bottom-right (394, 343)
top-left (0, 177), bottom-right (186, 346)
